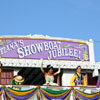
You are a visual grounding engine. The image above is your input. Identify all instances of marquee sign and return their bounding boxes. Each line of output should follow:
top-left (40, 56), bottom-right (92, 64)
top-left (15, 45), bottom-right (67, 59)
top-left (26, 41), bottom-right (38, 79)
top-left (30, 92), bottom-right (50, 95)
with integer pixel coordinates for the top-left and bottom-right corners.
top-left (0, 38), bottom-right (89, 61)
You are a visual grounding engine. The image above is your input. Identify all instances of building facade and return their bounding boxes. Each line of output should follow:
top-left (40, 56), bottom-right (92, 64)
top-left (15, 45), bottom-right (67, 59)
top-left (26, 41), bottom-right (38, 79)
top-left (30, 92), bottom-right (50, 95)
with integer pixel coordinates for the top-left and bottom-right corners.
top-left (0, 35), bottom-right (99, 86)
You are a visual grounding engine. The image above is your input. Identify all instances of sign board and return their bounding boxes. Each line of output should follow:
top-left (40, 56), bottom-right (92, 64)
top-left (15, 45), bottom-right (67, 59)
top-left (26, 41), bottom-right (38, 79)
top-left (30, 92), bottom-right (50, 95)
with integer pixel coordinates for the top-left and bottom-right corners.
top-left (0, 38), bottom-right (89, 61)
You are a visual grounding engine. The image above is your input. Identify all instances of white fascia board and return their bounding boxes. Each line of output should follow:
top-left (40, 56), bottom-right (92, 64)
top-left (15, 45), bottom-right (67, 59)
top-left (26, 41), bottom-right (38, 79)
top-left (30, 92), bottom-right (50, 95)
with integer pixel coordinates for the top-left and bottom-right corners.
top-left (1, 58), bottom-right (100, 70)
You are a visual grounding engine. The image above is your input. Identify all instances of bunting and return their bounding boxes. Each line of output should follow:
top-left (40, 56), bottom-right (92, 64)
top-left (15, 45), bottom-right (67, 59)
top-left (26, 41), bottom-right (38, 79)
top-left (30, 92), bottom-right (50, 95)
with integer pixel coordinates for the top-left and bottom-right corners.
top-left (5, 87), bottom-right (38, 100)
top-left (74, 89), bottom-right (100, 100)
top-left (40, 88), bottom-right (72, 100)
top-left (0, 86), bottom-right (99, 100)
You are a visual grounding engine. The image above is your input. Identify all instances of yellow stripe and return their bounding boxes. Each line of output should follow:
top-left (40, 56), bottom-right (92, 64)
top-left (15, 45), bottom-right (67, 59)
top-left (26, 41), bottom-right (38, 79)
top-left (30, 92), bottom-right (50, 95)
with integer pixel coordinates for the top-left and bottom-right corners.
top-left (76, 95), bottom-right (83, 100)
top-left (0, 90), bottom-right (2, 95)
top-left (0, 87), bottom-right (2, 95)
top-left (41, 88), bottom-right (70, 97)
top-left (6, 87), bottom-right (36, 95)
top-left (73, 90), bottom-right (77, 100)
top-left (74, 89), bottom-right (83, 100)
top-left (75, 89), bottom-right (100, 98)
top-left (64, 90), bottom-right (72, 100)
top-left (27, 90), bottom-right (37, 100)
top-left (5, 89), bottom-right (37, 100)
top-left (5, 91), bottom-right (16, 100)
top-left (39, 89), bottom-right (48, 100)
top-left (41, 88), bottom-right (72, 100)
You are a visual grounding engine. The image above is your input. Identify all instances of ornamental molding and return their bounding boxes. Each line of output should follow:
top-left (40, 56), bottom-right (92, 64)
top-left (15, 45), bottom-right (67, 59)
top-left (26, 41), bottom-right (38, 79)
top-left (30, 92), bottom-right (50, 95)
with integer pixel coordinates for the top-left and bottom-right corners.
top-left (0, 58), bottom-right (99, 70)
